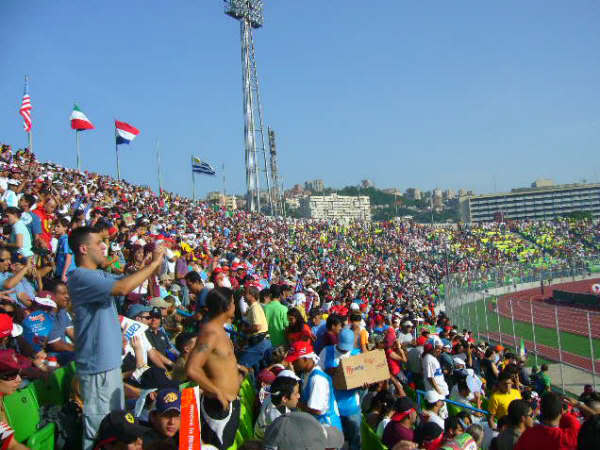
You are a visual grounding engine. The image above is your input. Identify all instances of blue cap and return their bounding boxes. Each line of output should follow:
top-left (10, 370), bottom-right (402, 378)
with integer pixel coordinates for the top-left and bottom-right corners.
top-left (155, 388), bottom-right (181, 414)
top-left (338, 328), bottom-right (355, 352)
top-left (127, 304), bottom-right (152, 319)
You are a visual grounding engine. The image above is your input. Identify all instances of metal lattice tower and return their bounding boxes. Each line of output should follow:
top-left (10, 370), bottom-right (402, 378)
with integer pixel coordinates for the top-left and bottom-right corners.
top-left (268, 127), bottom-right (283, 215)
top-left (224, 0), bottom-right (274, 214)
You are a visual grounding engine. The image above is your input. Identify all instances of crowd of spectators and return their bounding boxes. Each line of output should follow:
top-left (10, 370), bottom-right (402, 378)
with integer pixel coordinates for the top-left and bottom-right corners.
top-left (0, 141), bottom-right (598, 450)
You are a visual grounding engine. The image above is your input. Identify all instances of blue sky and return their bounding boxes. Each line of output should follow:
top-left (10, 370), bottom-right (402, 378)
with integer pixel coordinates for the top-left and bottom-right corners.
top-left (1, 1), bottom-right (599, 198)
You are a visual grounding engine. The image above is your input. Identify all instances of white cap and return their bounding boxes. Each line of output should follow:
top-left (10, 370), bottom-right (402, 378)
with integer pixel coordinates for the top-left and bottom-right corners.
top-left (453, 357), bottom-right (466, 366)
top-left (350, 303), bottom-right (360, 311)
top-left (34, 297), bottom-right (57, 309)
top-left (276, 369), bottom-right (300, 381)
top-left (402, 320), bottom-right (414, 327)
top-left (11, 323), bottom-right (23, 337)
top-left (424, 390), bottom-right (444, 404)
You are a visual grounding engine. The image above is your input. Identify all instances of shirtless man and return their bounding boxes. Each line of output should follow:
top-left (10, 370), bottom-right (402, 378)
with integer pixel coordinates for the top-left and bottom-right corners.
top-left (186, 286), bottom-right (242, 449)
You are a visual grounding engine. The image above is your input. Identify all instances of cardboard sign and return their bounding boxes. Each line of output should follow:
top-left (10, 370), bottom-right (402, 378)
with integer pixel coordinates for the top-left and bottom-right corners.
top-left (333, 349), bottom-right (390, 390)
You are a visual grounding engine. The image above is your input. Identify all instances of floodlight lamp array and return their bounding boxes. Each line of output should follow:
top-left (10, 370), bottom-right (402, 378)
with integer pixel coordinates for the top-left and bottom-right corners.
top-left (224, 0), bottom-right (264, 28)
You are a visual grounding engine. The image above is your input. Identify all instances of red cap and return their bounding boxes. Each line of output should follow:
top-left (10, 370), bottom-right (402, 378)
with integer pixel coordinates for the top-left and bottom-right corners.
top-left (0, 349), bottom-right (29, 372)
top-left (423, 343), bottom-right (434, 353)
top-left (416, 336), bottom-right (428, 346)
top-left (258, 369), bottom-right (276, 384)
top-left (0, 314), bottom-right (21, 339)
top-left (285, 341), bottom-right (314, 363)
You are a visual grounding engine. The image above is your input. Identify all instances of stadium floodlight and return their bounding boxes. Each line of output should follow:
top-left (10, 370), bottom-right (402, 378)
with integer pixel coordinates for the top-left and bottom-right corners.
top-left (224, 0), bottom-right (275, 214)
top-left (224, 0), bottom-right (264, 28)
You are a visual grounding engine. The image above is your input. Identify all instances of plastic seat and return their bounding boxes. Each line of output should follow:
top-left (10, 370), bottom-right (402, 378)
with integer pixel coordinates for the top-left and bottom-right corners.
top-left (26, 423), bottom-right (55, 450)
top-left (447, 403), bottom-right (463, 416)
top-left (360, 417), bottom-right (388, 450)
top-left (237, 404), bottom-right (254, 440)
top-left (3, 385), bottom-right (45, 443)
top-left (33, 367), bottom-right (67, 406)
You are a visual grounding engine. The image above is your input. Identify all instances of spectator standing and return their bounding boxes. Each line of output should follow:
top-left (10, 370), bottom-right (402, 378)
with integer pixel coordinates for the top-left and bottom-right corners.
top-left (488, 371), bottom-right (523, 430)
top-left (496, 399), bottom-right (534, 450)
top-left (535, 364), bottom-right (552, 394)
top-left (239, 284), bottom-right (272, 374)
top-left (54, 217), bottom-right (76, 282)
top-left (422, 342), bottom-right (449, 397)
top-left (68, 226), bottom-right (165, 450)
top-left (263, 284), bottom-right (289, 347)
top-left (514, 392), bottom-right (579, 450)
top-left (4, 207), bottom-right (33, 258)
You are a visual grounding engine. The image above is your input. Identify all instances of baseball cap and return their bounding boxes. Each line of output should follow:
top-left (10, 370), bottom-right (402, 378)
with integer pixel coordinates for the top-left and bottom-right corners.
top-left (276, 369), bottom-right (301, 381)
top-left (284, 341), bottom-right (314, 363)
top-left (424, 390), bottom-right (444, 404)
top-left (127, 304), bottom-right (152, 319)
top-left (154, 388), bottom-right (181, 414)
top-left (96, 410), bottom-right (149, 445)
top-left (337, 328), bottom-right (355, 352)
top-left (453, 357), bottom-right (466, 366)
top-left (34, 297), bottom-right (57, 309)
top-left (402, 320), bottom-right (414, 327)
top-left (264, 411), bottom-right (344, 450)
top-left (258, 368), bottom-right (276, 385)
top-left (416, 336), bottom-right (428, 346)
top-left (0, 314), bottom-right (22, 339)
top-left (423, 343), bottom-right (434, 353)
top-left (391, 396), bottom-right (416, 421)
top-left (149, 297), bottom-right (170, 308)
top-left (0, 349), bottom-right (30, 372)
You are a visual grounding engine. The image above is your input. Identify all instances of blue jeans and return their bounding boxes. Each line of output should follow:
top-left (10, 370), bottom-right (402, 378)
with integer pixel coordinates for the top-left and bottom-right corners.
top-left (239, 338), bottom-right (272, 374)
top-left (341, 412), bottom-right (362, 450)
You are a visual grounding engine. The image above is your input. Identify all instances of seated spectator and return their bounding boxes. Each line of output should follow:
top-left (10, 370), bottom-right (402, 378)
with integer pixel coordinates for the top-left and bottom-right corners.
top-left (415, 421), bottom-right (444, 450)
top-left (94, 410), bottom-right (149, 450)
top-left (172, 332), bottom-right (196, 383)
top-left (0, 349), bottom-right (30, 450)
top-left (141, 388), bottom-right (180, 447)
top-left (381, 397), bottom-right (417, 449)
top-left (488, 371), bottom-right (522, 430)
top-left (144, 307), bottom-right (175, 369)
top-left (514, 392), bottom-right (579, 450)
top-left (47, 281), bottom-right (75, 366)
top-left (364, 389), bottom-right (395, 431)
top-left (21, 295), bottom-right (57, 355)
top-left (263, 411), bottom-right (344, 450)
top-left (254, 374), bottom-right (300, 439)
top-left (496, 399), bottom-right (534, 450)
top-left (421, 390), bottom-right (446, 429)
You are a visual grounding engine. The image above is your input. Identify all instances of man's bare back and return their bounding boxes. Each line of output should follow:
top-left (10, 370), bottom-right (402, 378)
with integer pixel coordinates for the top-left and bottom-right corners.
top-left (186, 319), bottom-right (241, 408)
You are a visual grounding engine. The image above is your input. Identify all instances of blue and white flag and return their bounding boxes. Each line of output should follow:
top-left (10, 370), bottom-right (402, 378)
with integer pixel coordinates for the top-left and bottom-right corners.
top-left (191, 156), bottom-right (216, 176)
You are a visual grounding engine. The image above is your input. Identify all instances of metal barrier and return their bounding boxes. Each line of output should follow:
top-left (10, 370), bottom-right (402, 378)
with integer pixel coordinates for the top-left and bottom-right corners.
top-left (415, 390), bottom-right (490, 416)
top-left (443, 259), bottom-right (600, 394)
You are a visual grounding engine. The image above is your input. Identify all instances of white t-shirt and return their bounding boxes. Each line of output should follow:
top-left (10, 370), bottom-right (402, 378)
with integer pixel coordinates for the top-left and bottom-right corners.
top-left (421, 410), bottom-right (445, 429)
top-left (397, 332), bottom-right (413, 345)
top-left (422, 353), bottom-right (449, 396)
top-left (302, 366), bottom-right (330, 414)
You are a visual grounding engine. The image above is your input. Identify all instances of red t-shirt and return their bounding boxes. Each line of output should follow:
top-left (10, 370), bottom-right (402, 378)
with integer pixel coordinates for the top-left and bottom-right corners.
top-left (514, 413), bottom-right (579, 450)
top-left (33, 206), bottom-right (52, 249)
top-left (287, 324), bottom-right (313, 344)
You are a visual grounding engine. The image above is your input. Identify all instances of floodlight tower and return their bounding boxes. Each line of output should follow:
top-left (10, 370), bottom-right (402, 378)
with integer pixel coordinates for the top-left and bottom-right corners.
top-left (268, 127), bottom-right (283, 215)
top-left (224, 0), bottom-right (273, 214)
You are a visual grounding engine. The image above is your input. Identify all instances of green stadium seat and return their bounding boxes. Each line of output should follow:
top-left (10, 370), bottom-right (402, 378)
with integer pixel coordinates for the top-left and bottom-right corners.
top-left (360, 417), bottom-right (388, 450)
top-left (238, 403), bottom-right (254, 440)
top-left (179, 381), bottom-right (196, 391)
top-left (3, 383), bottom-right (54, 447)
top-left (33, 367), bottom-right (67, 407)
top-left (26, 423), bottom-right (55, 450)
top-left (447, 403), bottom-right (464, 416)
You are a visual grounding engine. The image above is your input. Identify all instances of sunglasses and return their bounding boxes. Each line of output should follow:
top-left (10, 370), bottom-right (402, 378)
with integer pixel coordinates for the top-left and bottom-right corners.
top-left (139, 315), bottom-right (151, 320)
top-left (0, 370), bottom-right (20, 381)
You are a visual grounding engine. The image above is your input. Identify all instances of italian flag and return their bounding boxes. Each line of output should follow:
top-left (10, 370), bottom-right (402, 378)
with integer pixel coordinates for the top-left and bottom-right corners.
top-left (70, 105), bottom-right (94, 130)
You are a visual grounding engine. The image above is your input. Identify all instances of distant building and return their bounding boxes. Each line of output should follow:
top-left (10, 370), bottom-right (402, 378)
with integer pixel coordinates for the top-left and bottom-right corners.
top-left (531, 178), bottom-right (554, 188)
top-left (299, 193), bottom-right (371, 222)
top-left (405, 188), bottom-right (422, 200)
top-left (290, 184), bottom-right (304, 195)
top-left (206, 192), bottom-right (237, 210)
top-left (444, 189), bottom-right (456, 200)
top-left (285, 197), bottom-right (300, 209)
top-left (304, 179), bottom-right (325, 192)
top-left (460, 182), bottom-right (600, 222)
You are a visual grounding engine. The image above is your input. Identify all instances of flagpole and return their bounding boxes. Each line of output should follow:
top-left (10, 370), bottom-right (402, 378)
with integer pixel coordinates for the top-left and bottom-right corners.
top-left (24, 75), bottom-right (32, 153)
top-left (191, 155), bottom-right (196, 201)
top-left (76, 130), bottom-right (81, 171)
top-left (115, 122), bottom-right (121, 180)
top-left (156, 140), bottom-right (162, 193)
top-left (222, 163), bottom-right (226, 197)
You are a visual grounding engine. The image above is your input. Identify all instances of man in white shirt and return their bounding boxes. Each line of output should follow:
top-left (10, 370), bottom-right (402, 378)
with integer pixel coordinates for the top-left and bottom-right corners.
top-left (254, 375), bottom-right (300, 439)
top-left (421, 390), bottom-right (446, 429)
top-left (397, 321), bottom-right (415, 346)
top-left (422, 342), bottom-right (449, 397)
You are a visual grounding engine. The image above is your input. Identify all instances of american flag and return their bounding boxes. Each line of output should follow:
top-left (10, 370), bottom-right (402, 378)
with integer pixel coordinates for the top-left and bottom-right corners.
top-left (19, 78), bottom-right (32, 133)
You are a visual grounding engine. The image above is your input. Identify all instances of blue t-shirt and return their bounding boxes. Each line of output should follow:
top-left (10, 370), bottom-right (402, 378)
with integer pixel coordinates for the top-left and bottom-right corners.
top-left (11, 220), bottom-right (33, 257)
top-left (68, 267), bottom-right (122, 375)
top-left (22, 310), bottom-right (55, 353)
top-left (55, 235), bottom-right (76, 277)
top-left (13, 277), bottom-right (36, 308)
top-left (48, 309), bottom-right (74, 344)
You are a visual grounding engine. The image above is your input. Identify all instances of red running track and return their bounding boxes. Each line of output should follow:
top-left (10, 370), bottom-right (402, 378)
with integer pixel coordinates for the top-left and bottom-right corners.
top-left (491, 278), bottom-right (600, 372)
